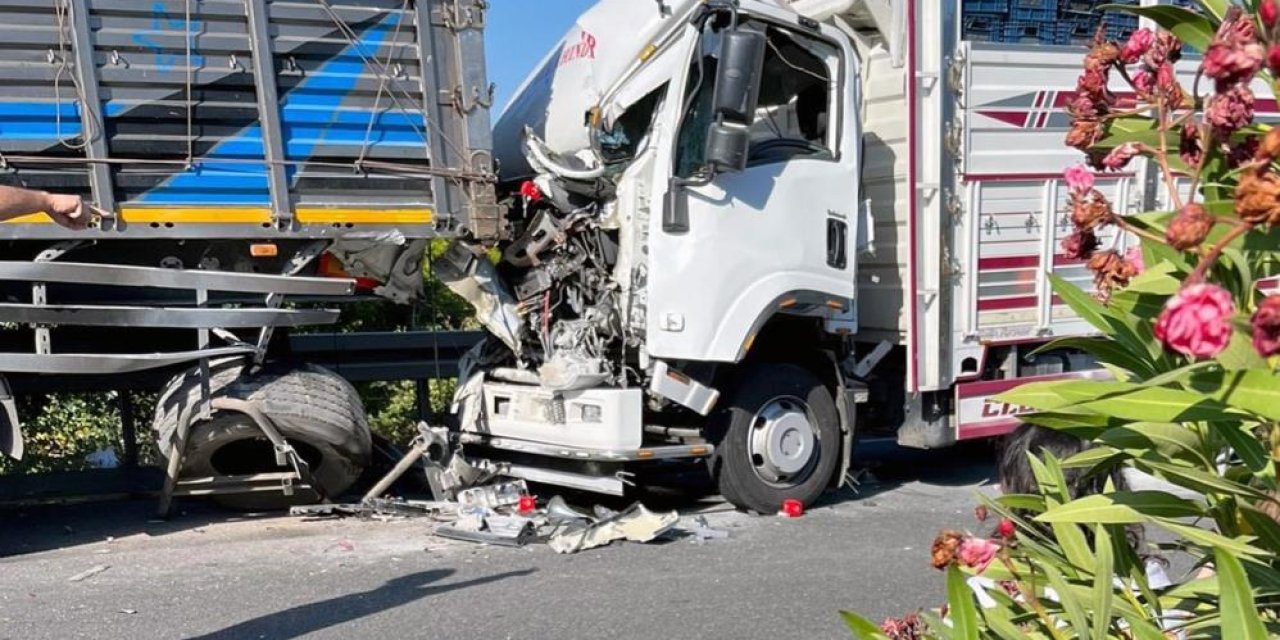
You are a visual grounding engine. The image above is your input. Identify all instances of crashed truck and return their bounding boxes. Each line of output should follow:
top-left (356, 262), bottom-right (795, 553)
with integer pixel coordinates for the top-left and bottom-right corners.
top-left (436, 0), bottom-right (1178, 514)
top-left (0, 0), bottom-right (498, 508)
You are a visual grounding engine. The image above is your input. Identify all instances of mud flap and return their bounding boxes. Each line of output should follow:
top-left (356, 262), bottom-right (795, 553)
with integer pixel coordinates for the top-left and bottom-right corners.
top-left (0, 376), bottom-right (22, 460)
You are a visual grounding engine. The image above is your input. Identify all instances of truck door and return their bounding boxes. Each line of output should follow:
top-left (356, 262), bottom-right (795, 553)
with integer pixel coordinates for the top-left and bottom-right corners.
top-left (646, 18), bottom-right (860, 363)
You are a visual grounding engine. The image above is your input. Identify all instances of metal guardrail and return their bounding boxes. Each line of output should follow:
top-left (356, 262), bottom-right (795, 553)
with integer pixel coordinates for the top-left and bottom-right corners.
top-left (286, 330), bottom-right (485, 383)
top-left (4, 330), bottom-right (485, 394)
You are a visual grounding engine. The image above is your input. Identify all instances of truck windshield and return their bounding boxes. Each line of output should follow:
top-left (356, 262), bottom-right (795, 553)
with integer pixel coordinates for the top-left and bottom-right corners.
top-left (675, 20), bottom-right (838, 178)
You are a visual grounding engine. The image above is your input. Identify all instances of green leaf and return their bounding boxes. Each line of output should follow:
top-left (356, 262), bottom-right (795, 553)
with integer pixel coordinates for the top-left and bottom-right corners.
top-left (920, 611), bottom-right (955, 640)
top-left (1118, 612), bottom-right (1169, 640)
top-left (1097, 423), bottom-right (1214, 468)
top-left (1154, 518), bottom-right (1269, 557)
top-left (1016, 411), bottom-right (1112, 439)
top-left (1096, 5), bottom-right (1215, 55)
top-left (978, 604), bottom-right (1027, 640)
top-left (1135, 458), bottom-right (1271, 503)
top-left (1215, 423), bottom-right (1271, 475)
top-left (946, 564), bottom-right (980, 640)
top-left (1060, 445), bottom-right (1125, 471)
top-left (1048, 273), bottom-right (1114, 336)
top-left (1216, 331), bottom-right (1271, 371)
top-left (1042, 563), bottom-right (1090, 640)
top-left (1075, 386), bottom-right (1244, 423)
top-left (1028, 451), bottom-right (1071, 504)
top-left (991, 381), bottom-right (1080, 412)
top-left (1037, 491), bottom-right (1204, 524)
top-left (1215, 548), bottom-right (1269, 640)
top-left (1240, 505), bottom-right (1280, 554)
top-left (1033, 337), bottom-right (1153, 378)
top-left (1118, 261), bottom-right (1181, 296)
top-left (1187, 370), bottom-right (1280, 421)
top-left (995, 493), bottom-right (1048, 513)
top-left (1053, 522), bottom-right (1097, 572)
top-left (1190, 0), bottom-right (1228, 20)
top-left (839, 611), bottom-right (891, 640)
top-left (1091, 525), bottom-right (1115, 640)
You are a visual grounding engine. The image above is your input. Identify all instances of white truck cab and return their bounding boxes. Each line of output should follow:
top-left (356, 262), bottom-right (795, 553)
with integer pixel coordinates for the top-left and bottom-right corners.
top-left (440, 0), bottom-right (1129, 512)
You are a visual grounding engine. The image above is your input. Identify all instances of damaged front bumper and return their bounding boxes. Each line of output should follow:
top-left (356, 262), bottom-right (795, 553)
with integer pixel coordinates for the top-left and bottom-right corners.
top-left (456, 379), bottom-right (714, 496)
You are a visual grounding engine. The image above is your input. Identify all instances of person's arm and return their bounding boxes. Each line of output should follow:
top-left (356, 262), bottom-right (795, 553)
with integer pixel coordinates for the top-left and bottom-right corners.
top-left (0, 185), bottom-right (89, 229)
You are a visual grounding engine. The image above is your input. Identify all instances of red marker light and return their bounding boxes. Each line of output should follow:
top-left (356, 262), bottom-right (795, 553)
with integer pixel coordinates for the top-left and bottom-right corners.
top-left (517, 495), bottom-right (537, 514)
top-left (780, 499), bottom-right (804, 518)
top-left (519, 180), bottom-right (543, 202)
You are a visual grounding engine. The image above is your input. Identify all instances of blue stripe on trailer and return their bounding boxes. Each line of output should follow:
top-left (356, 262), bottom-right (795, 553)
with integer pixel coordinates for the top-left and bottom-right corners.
top-left (138, 13), bottom-right (404, 205)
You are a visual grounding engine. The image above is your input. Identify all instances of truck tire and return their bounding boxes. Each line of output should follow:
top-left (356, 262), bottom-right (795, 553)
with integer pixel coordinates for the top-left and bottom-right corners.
top-left (710, 363), bottom-right (840, 513)
top-left (153, 358), bottom-right (371, 510)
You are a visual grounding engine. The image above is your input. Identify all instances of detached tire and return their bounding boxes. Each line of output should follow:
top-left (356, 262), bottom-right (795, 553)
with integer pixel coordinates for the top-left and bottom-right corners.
top-left (153, 358), bottom-right (371, 510)
top-left (710, 363), bottom-right (840, 514)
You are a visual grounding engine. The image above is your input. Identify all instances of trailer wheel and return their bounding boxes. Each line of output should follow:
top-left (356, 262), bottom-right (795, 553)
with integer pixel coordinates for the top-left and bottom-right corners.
top-left (152, 359), bottom-right (371, 510)
top-left (710, 363), bottom-right (840, 513)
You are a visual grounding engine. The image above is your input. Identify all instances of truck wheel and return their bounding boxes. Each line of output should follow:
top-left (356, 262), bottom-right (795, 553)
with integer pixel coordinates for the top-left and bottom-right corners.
top-left (153, 359), bottom-right (371, 510)
top-left (711, 363), bottom-right (840, 513)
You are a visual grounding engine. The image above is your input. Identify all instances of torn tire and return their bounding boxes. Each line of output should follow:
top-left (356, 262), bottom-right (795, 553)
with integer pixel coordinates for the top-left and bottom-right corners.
top-left (152, 358), bottom-right (371, 510)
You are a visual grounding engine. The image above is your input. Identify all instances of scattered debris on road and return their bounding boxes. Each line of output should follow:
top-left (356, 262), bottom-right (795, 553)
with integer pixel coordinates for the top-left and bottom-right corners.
top-left (67, 565), bottom-right (110, 582)
top-left (687, 516), bottom-right (730, 544)
top-left (286, 423), bottom-right (724, 553)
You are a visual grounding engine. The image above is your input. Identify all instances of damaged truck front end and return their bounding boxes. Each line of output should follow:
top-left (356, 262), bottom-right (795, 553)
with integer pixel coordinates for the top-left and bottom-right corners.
top-left (436, 0), bottom-right (863, 512)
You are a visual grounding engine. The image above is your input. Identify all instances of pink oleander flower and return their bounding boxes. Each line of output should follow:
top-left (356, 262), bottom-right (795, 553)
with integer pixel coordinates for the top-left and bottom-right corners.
top-left (1077, 67), bottom-right (1109, 101)
top-left (1252, 295), bottom-right (1280, 357)
top-left (1120, 28), bottom-right (1155, 64)
top-left (1207, 85), bottom-right (1256, 135)
top-left (1145, 31), bottom-right (1183, 68)
top-left (1064, 164), bottom-right (1095, 195)
top-left (1203, 11), bottom-right (1265, 89)
top-left (1062, 228), bottom-right (1100, 260)
top-left (1125, 245), bottom-right (1145, 274)
top-left (1103, 142), bottom-right (1139, 171)
top-left (1165, 203), bottom-right (1214, 250)
top-left (1155, 284), bottom-right (1236, 358)
top-left (1133, 68), bottom-right (1154, 95)
top-left (957, 537), bottom-right (1001, 573)
top-left (1068, 93), bottom-right (1102, 119)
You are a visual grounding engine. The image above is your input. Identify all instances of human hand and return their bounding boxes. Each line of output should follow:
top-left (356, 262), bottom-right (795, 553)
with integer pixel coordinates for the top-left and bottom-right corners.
top-left (43, 193), bottom-right (90, 230)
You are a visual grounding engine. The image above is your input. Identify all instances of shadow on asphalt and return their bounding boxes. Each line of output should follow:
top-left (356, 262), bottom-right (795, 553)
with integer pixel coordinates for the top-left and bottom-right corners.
top-left (842, 438), bottom-right (999, 502)
top-left (0, 499), bottom-right (297, 558)
top-left (186, 568), bottom-right (537, 640)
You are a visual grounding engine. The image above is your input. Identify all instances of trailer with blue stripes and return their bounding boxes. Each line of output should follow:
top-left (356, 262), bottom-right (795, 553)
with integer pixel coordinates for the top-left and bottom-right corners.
top-left (0, 0), bottom-right (496, 508)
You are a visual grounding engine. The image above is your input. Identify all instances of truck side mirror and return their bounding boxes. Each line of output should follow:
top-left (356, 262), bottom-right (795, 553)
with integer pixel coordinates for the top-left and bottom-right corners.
top-left (711, 30), bottom-right (766, 124)
top-left (704, 30), bottom-right (765, 175)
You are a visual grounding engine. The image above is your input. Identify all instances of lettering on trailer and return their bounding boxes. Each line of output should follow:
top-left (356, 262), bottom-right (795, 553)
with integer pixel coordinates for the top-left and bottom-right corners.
top-left (954, 369), bottom-right (1112, 441)
top-left (979, 399), bottom-right (1035, 419)
top-left (559, 30), bottom-right (598, 66)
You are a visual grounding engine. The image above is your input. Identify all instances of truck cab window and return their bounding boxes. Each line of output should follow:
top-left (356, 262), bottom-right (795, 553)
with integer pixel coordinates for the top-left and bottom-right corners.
top-left (676, 22), bottom-right (838, 177)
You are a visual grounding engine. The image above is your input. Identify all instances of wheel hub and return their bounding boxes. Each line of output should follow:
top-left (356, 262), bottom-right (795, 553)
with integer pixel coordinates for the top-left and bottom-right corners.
top-left (749, 396), bottom-right (818, 485)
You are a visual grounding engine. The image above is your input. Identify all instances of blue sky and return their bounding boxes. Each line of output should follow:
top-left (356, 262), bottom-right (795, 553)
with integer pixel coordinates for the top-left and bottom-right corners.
top-left (485, 0), bottom-right (598, 114)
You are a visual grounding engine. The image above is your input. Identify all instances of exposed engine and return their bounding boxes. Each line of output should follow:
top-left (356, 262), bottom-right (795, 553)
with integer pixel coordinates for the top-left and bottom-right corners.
top-left (436, 128), bottom-right (637, 393)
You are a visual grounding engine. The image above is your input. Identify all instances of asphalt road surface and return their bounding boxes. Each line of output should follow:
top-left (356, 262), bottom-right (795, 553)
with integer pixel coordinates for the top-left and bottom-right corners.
top-left (0, 442), bottom-right (1000, 640)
